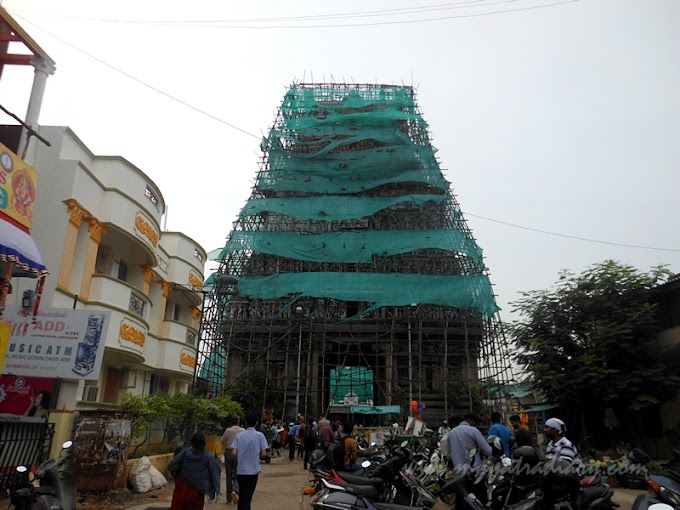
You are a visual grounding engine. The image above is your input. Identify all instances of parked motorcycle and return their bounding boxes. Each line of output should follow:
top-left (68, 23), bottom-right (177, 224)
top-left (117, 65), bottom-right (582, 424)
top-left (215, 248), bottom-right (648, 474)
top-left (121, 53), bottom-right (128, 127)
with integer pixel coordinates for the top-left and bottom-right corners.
top-left (11, 440), bottom-right (76, 510)
top-left (631, 451), bottom-right (680, 510)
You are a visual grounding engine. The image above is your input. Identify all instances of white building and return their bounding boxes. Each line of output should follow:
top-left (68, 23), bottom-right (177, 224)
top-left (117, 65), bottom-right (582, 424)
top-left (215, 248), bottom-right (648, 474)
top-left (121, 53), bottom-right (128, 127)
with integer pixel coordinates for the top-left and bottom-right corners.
top-left (8, 126), bottom-right (206, 441)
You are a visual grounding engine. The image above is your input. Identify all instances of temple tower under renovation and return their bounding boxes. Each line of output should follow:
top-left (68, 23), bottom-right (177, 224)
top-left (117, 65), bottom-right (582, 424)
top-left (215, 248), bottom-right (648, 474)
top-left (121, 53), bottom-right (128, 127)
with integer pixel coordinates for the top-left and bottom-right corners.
top-left (196, 83), bottom-right (513, 424)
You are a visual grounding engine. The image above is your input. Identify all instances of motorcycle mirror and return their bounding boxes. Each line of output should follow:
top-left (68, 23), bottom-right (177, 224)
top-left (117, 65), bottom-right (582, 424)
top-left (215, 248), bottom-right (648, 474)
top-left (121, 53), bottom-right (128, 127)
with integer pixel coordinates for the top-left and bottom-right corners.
top-left (62, 440), bottom-right (73, 449)
top-left (16, 465), bottom-right (28, 473)
top-left (401, 441), bottom-right (409, 448)
top-left (361, 460), bottom-right (371, 469)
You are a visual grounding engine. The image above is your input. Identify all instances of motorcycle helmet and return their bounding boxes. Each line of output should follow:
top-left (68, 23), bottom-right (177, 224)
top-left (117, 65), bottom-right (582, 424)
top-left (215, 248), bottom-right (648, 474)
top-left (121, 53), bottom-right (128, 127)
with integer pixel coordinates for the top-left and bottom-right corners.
top-left (511, 446), bottom-right (540, 468)
top-left (487, 435), bottom-right (504, 458)
top-left (511, 446), bottom-right (540, 483)
top-left (309, 449), bottom-right (326, 468)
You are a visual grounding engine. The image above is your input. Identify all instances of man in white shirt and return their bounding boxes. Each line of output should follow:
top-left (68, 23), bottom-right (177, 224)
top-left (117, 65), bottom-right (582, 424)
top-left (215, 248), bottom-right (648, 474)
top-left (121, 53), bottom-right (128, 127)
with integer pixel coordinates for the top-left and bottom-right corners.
top-left (544, 417), bottom-right (578, 462)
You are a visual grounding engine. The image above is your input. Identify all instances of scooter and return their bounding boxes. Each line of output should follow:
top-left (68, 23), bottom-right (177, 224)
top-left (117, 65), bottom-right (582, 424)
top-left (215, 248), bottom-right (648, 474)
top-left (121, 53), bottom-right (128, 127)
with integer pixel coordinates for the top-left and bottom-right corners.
top-left (11, 440), bottom-right (76, 510)
top-left (631, 452), bottom-right (680, 510)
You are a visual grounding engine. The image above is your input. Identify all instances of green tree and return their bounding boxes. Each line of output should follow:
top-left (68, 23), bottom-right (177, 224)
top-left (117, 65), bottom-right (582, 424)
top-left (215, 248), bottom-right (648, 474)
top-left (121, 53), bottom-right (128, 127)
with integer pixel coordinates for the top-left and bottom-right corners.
top-left (511, 260), bottom-right (679, 419)
top-left (122, 393), bottom-right (241, 453)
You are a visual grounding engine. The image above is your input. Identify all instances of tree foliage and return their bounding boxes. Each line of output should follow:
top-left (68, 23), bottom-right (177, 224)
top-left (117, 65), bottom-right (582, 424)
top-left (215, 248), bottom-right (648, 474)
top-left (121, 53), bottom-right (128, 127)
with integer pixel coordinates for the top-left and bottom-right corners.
top-left (121, 392), bottom-right (241, 452)
top-left (510, 260), bottom-right (679, 411)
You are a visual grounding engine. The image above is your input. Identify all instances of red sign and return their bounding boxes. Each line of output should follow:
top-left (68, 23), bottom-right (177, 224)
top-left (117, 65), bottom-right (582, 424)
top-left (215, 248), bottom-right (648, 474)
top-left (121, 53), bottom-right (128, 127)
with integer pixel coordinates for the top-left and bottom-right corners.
top-left (0, 375), bottom-right (57, 418)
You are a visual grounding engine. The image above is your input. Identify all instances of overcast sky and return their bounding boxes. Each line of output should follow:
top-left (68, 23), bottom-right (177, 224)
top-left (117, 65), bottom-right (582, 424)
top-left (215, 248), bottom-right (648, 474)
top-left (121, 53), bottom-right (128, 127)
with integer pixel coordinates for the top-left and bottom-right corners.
top-left (1, 0), bottom-right (678, 323)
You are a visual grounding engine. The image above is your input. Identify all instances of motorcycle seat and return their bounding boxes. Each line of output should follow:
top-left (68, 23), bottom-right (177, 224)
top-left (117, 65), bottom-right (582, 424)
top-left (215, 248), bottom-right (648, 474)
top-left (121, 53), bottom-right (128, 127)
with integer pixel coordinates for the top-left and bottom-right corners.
top-left (577, 485), bottom-right (611, 507)
top-left (373, 502), bottom-right (424, 510)
top-left (338, 471), bottom-right (386, 488)
top-left (35, 487), bottom-right (57, 496)
top-left (341, 482), bottom-right (381, 499)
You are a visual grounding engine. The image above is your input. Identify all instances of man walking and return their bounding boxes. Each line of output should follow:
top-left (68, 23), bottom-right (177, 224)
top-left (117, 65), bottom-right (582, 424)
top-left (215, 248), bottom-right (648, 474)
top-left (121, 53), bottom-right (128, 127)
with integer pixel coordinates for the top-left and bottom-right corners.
top-left (231, 414), bottom-right (269, 510)
top-left (220, 415), bottom-right (244, 505)
top-left (287, 421), bottom-right (301, 461)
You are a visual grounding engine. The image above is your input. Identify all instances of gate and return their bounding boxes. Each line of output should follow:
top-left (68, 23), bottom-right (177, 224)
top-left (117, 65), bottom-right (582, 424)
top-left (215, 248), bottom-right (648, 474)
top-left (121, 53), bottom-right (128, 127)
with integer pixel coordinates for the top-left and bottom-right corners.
top-left (0, 420), bottom-right (55, 491)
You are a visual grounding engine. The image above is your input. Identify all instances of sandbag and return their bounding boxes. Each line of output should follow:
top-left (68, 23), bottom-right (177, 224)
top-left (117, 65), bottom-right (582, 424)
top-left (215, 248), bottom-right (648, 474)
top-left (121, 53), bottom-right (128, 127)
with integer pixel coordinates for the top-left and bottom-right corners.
top-left (148, 461), bottom-right (167, 489)
top-left (129, 456), bottom-right (152, 493)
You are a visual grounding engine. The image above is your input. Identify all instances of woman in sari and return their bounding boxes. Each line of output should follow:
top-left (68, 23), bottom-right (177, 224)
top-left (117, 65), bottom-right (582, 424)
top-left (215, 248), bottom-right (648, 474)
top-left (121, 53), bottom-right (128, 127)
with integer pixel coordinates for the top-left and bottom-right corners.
top-left (168, 432), bottom-right (221, 510)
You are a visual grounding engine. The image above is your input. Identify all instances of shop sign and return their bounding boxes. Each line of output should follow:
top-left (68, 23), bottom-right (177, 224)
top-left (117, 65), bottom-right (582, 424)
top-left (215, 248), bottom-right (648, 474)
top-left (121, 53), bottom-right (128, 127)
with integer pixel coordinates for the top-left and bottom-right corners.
top-left (1, 306), bottom-right (111, 380)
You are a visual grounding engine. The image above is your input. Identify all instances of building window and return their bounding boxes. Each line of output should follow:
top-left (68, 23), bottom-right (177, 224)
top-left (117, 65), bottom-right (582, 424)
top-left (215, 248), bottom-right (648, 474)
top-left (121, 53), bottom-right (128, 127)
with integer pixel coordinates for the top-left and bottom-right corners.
top-left (194, 249), bottom-right (204, 263)
top-left (145, 186), bottom-right (159, 207)
top-left (129, 293), bottom-right (145, 317)
top-left (117, 261), bottom-right (128, 282)
top-left (173, 304), bottom-right (181, 321)
top-left (149, 374), bottom-right (169, 395)
top-left (186, 330), bottom-right (196, 345)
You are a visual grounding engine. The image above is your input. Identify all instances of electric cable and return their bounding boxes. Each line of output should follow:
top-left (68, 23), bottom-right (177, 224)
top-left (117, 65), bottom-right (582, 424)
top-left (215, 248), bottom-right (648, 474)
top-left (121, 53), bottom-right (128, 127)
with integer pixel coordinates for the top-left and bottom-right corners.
top-left (463, 212), bottom-right (680, 253)
top-left (11, 0), bottom-right (579, 29)
top-left (15, 15), bottom-right (261, 140)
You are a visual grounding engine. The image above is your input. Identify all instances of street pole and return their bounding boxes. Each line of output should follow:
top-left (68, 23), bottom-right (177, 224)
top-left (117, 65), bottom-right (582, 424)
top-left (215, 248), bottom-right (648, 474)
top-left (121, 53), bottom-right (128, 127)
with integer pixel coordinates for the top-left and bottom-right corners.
top-left (295, 306), bottom-right (303, 418)
top-left (295, 323), bottom-right (302, 417)
top-left (408, 319), bottom-right (412, 413)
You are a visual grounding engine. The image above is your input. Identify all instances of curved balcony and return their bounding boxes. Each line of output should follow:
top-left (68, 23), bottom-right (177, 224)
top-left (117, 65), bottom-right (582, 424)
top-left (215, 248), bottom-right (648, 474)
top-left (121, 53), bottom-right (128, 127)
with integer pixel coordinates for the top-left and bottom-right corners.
top-left (88, 274), bottom-right (151, 323)
top-left (161, 319), bottom-right (199, 347)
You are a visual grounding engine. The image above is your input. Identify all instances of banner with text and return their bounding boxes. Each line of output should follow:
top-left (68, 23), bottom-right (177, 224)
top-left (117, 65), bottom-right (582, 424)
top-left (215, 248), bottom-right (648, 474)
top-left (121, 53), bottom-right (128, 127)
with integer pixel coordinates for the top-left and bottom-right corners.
top-left (1, 306), bottom-right (111, 380)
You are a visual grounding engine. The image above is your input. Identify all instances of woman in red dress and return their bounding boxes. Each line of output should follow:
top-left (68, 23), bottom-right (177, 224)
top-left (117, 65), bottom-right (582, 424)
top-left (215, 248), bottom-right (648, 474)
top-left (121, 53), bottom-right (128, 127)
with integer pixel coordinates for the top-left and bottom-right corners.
top-left (168, 432), bottom-right (221, 510)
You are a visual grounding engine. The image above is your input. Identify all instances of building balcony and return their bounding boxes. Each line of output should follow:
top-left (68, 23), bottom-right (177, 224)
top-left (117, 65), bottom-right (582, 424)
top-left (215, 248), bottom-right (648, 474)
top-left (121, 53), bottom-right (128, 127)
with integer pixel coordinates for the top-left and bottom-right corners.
top-left (88, 274), bottom-right (151, 322)
top-left (161, 319), bottom-right (199, 347)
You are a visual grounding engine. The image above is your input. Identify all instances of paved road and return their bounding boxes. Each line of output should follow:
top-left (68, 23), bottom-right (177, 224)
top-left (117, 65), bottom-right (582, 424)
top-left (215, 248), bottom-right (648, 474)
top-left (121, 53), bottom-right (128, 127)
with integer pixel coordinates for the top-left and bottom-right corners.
top-left (132, 454), bottom-right (645, 510)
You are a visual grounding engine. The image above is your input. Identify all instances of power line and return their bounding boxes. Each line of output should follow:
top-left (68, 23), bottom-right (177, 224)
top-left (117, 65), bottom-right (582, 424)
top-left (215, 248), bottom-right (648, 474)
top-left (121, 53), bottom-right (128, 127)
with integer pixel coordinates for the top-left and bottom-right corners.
top-left (12, 0), bottom-right (579, 29)
top-left (464, 212), bottom-right (680, 252)
top-left (10, 0), bottom-right (509, 23)
top-left (14, 16), bottom-right (261, 140)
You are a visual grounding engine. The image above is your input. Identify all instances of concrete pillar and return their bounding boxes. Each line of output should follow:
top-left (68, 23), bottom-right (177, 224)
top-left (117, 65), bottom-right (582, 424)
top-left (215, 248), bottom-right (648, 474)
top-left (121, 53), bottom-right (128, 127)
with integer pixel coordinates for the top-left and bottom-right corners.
top-left (141, 266), bottom-right (155, 296)
top-left (79, 217), bottom-right (107, 300)
top-left (157, 280), bottom-right (172, 336)
top-left (18, 57), bottom-right (56, 163)
top-left (57, 199), bottom-right (88, 291)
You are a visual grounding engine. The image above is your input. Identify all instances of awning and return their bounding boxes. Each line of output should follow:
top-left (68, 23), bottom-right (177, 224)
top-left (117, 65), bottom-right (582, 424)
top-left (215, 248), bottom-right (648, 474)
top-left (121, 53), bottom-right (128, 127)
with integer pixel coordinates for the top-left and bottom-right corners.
top-left (351, 405), bottom-right (401, 415)
top-left (0, 219), bottom-right (47, 277)
top-left (520, 403), bottom-right (561, 413)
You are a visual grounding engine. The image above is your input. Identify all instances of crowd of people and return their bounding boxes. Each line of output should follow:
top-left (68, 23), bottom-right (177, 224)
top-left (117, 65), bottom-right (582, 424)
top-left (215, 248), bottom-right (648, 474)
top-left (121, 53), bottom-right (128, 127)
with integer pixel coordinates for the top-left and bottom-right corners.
top-left (167, 411), bottom-right (573, 510)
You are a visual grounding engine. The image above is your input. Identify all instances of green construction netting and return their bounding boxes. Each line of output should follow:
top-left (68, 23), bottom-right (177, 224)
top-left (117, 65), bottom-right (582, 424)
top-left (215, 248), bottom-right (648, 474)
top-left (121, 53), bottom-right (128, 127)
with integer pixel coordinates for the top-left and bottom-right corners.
top-left (330, 366), bottom-right (374, 405)
top-left (240, 194), bottom-right (446, 221)
top-left (263, 145), bottom-right (448, 194)
top-left (210, 84), bottom-right (500, 320)
top-left (235, 273), bottom-right (498, 318)
top-left (219, 229), bottom-right (483, 264)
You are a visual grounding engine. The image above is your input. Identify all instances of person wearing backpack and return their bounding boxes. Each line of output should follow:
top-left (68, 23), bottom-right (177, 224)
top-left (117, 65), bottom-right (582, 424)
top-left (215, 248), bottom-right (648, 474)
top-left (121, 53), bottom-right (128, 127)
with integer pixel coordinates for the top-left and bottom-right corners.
top-left (340, 421), bottom-right (362, 472)
top-left (302, 415), bottom-right (318, 470)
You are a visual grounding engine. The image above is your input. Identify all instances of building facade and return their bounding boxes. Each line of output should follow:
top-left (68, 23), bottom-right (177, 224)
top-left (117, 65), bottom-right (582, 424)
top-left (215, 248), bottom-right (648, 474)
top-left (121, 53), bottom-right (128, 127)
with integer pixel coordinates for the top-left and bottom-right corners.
top-left (6, 126), bottom-right (205, 444)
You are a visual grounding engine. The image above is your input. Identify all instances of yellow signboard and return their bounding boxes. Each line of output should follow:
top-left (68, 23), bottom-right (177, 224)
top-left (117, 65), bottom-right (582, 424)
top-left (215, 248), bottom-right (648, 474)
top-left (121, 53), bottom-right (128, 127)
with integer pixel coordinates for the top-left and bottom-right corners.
top-left (0, 143), bottom-right (38, 229)
top-left (0, 321), bottom-right (12, 376)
